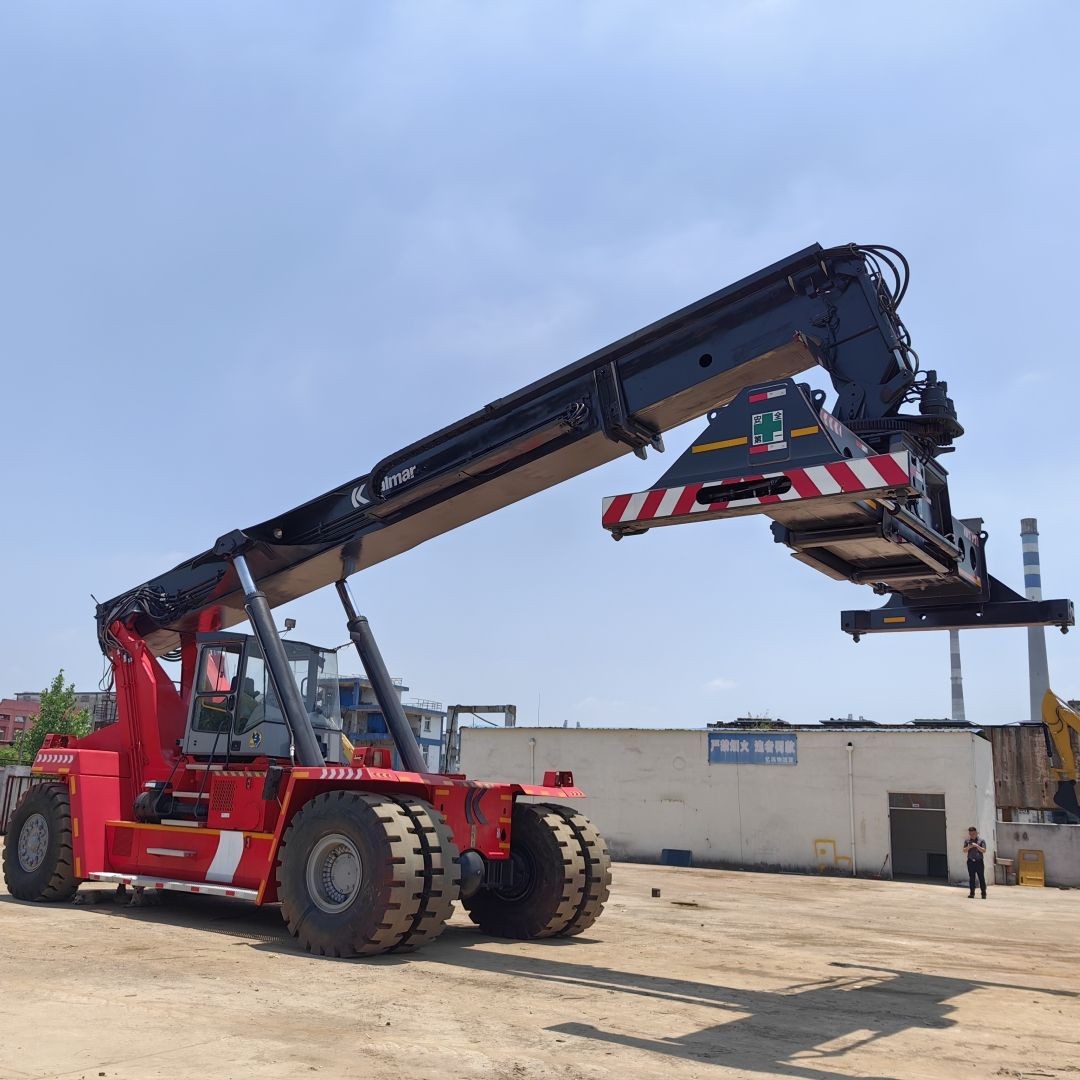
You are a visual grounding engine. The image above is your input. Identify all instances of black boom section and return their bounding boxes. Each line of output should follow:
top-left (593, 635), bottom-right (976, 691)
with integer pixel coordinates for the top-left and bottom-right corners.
top-left (96, 243), bottom-right (1048, 655)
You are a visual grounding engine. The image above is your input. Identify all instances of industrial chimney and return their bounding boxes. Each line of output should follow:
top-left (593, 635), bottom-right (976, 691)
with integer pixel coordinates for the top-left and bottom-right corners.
top-left (949, 630), bottom-right (966, 722)
top-left (1021, 517), bottom-right (1051, 723)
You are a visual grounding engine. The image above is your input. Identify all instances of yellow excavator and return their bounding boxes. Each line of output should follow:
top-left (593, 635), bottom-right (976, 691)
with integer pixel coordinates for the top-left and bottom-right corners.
top-left (1043, 690), bottom-right (1080, 818)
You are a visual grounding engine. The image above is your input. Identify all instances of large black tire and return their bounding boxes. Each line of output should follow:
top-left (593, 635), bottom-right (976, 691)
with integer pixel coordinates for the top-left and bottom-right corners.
top-left (537, 803), bottom-right (611, 936)
top-left (276, 791), bottom-right (427, 957)
top-left (462, 802), bottom-right (587, 939)
top-left (390, 797), bottom-right (461, 951)
top-left (2, 784), bottom-right (79, 902)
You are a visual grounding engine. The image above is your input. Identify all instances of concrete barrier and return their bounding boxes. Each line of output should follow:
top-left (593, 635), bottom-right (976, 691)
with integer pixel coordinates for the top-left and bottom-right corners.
top-left (0, 765), bottom-right (33, 834)
top-left (995, 820), bottom-right (1080, 887)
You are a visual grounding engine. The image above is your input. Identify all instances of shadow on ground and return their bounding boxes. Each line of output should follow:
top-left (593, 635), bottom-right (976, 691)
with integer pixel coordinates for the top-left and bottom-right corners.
top-left (8, 890), bottom-right (1075, 1079)
top-left (421, 942), bottom-right (1077, 1080)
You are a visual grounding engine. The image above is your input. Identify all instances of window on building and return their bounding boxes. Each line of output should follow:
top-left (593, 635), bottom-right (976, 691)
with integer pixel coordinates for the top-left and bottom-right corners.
top-left (423, 719), bottom-right (431, 733)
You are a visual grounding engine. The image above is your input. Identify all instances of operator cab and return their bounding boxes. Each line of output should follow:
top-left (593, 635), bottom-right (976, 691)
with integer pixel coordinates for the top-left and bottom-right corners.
top-left (183, 632), bottom-right (346, 764)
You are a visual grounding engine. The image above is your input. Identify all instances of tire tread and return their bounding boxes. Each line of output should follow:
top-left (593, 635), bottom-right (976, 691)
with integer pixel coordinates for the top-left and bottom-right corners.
top-left (2, 784), bottom-right (79, 903)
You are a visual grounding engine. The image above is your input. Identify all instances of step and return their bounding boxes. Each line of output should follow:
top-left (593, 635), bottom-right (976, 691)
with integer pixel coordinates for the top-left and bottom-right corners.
top-left (86, 871), bottom-right (257, 901)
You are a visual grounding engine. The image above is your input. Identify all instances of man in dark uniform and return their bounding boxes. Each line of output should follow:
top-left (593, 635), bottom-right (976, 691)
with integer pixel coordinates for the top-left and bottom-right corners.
top-left (963, 826), bottom-right (987, 899)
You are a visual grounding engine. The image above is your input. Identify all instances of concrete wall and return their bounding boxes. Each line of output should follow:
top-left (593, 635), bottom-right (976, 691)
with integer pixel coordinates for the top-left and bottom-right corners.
top-left (461, 727), bottom-right (995, 885)
top-left (994, 821), bottom-right (1080, 887)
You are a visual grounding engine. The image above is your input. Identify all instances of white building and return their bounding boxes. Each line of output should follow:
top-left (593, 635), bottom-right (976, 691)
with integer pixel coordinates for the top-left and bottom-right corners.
top-left (460, 725), bottom-right (996, 886)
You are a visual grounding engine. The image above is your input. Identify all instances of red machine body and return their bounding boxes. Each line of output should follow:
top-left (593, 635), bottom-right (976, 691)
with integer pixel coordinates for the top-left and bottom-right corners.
top-left (33, 624), bottom-right (582, 904)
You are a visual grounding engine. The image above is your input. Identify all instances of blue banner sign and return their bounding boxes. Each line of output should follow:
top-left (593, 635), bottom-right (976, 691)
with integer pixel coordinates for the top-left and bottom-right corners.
top-left (708, 732), bottom-right (797, 765)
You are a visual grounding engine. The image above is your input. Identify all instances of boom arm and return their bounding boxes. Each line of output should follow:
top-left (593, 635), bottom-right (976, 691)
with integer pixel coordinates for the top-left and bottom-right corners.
top-left (1043, 690), bottom-right (1080, 817)
top-left (97, 243), bottom-right (1072, 655)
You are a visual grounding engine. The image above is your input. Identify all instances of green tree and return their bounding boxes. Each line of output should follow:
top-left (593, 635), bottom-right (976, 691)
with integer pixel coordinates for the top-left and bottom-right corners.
top-left (13, 670), bottom-right (91, 764)
top-left (0, 745), bottom-right (18, 766)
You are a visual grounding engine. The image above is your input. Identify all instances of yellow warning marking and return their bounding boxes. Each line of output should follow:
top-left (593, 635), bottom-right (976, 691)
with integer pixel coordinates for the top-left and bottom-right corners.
top-left (883, 616), bottom-right (907, 624)
top-left (75, 857), bottom-right (82, 878)
top-left (73, 818), bottom-right (80, 838)
top-left (293, 771), bottom-right (311, 780)
top-left (498, 842), bottom-right (511, 851)
top-left (69, 776), bottom-right (77, 796)
top-left (499, 816), bottom-right (512, 824)
top-left (692, 436), bottom-right (748, 454)
top-left (791, 425), bottom-right (819, 438)
top-left (57, 768), bottom-right (69, 775)
top-left (107, 820), bottom-right (274, 842)
top-left (435, 788), bottom-right (451, 796)
top-left (865, 499), bottom-right (877, 509)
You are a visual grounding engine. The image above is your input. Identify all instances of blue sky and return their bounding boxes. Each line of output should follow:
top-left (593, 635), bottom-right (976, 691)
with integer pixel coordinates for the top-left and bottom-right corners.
top-left (1, 1), bottom-right (1077, 726)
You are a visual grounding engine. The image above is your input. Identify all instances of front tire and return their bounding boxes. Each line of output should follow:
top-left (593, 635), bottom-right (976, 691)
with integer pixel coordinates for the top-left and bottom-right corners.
top-left (2, 784), bottom-right (79, 902)
top-left (276, 790), bottom-right (428, 957)
top-left (390, 797), bottom-right (461, 950)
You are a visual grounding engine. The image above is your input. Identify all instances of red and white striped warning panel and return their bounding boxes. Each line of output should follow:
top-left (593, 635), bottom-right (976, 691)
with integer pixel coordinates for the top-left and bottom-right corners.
top-left (602, 451), bottom-right (914, 530)
top-left (33, 752), bottom-right (76, 767)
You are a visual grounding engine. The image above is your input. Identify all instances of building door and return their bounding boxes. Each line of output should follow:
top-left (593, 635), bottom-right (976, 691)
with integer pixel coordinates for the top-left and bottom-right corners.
top-left (888, 793), bottom-right (948, 879)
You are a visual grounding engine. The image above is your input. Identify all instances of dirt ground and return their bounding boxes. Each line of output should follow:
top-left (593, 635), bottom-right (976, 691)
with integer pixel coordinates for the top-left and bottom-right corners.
top-left (0, 855), bottom-right (1077, 1080)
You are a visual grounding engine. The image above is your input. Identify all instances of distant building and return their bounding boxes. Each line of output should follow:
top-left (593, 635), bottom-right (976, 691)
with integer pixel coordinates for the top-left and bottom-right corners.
top-left (0, 699), bottom-right (40, 745)
top-left (462, 722), bottom-right (996, 886)
top-left (337, 676), bottom-right (445, 772)
top-left (988, 721), bottom-right (1080, 823)
top-left (16, 690), bottom-right (117, 730)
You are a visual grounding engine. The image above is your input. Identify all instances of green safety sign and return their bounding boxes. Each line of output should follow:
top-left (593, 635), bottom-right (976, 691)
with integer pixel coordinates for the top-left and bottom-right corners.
top-left (752, 409), bottom-right (784, 445)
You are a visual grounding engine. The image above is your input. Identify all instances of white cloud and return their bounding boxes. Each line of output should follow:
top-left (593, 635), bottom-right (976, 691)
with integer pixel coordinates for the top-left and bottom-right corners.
top-left (706, 678), bottom-right (737, 691)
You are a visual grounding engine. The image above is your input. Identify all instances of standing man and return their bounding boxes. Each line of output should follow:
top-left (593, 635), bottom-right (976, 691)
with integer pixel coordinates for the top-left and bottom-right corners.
top-left (963, 826), bottom-right (988, 899)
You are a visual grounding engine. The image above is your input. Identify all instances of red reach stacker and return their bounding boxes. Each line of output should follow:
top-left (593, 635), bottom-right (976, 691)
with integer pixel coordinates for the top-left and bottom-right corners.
top-left (4, 244), bottom-right (1071, 954)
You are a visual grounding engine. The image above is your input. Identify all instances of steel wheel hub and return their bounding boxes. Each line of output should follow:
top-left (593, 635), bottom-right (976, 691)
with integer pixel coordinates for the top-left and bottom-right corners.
top-left (17, 812), bottom-right (49, 874)
top-left (494, 848), bottom-right (534, 903)
top-left (305, 833), bottom-right (362, 914)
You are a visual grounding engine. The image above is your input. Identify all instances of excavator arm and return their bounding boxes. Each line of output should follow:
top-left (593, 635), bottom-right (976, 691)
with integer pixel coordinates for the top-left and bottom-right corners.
top-left (1042, 690), bottom-right (1080, 817)
top-left (96, 242), bottom-right (1072, 657)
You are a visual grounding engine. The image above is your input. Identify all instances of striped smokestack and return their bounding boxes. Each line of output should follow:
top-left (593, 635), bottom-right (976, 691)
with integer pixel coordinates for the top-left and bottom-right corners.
top-left (1021, 517), bottom-right (1050, 723)
top-left (949, 629), bottom-right (966, 722)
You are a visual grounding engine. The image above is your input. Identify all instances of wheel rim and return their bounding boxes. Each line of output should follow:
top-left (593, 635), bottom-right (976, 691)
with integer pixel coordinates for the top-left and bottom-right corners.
top-left (305, 832), bottom-right (362, 913)
top-left (493, 848), bottom-right (536, 904)
top-left (17, 812), bottom-right (49, 874)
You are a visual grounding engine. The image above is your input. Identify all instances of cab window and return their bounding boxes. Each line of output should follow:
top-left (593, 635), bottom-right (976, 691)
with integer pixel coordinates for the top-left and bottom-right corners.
top-left (193, 644), bottom-right (241, 733)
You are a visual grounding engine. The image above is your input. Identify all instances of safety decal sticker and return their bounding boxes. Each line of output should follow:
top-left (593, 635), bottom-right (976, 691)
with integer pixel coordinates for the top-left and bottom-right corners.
top-left (751, 409), bottom-right (786, 453)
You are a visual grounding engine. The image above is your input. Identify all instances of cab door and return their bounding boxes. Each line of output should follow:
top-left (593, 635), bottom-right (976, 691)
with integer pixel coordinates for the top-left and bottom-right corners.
top-left (182, 635), bottom-right (245, 756)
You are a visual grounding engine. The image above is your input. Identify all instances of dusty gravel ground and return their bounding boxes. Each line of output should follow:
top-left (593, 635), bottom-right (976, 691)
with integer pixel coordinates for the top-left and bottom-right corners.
top-left (0, 853), bottom-right (1077, 1080)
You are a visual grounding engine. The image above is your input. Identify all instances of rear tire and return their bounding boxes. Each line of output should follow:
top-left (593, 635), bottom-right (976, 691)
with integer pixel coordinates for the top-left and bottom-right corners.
top-left (462, 802), bottom-right (585, 939)
top-left (2, 784), bottom-right (79, 902)
top-left (276, 791), bottom-right (427, 957)
top-left (538, 803), bottom-right (611, 935)
top-left (390, 797), bottom-right (461, 950)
